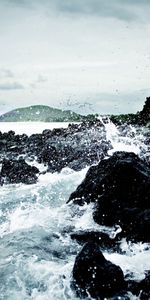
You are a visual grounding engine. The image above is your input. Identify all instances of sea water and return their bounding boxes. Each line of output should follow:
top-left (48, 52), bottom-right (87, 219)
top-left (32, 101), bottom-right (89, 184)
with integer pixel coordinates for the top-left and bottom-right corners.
top-left (0, 121), bottom-right (149, 300)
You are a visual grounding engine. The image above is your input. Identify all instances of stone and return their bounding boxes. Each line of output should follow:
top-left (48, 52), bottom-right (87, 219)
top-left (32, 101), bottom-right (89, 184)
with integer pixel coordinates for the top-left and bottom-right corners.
top-left (72, 242), bottom-right (126, 299)
top-left (139, 96), bottom-right (150, 126)
top-left (0, 158), bottom-right (39, 184)
top-left (68, 152), bottom-right (150, 242)
top-left (70, 230), bottom-right (121, 252)
top-left (139, 271), bottom-right (150, 299)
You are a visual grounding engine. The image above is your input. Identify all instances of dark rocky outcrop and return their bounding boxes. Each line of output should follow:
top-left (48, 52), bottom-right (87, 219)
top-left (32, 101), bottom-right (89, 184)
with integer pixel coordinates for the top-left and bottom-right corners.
top-left (138, 271), bottom-right (150, 299)
top-left (37, 120), bottom-right (111, 172)
top-left (0, 97), bottom-right (149, 177)
top-left (127, 271), bottom-right (150, 299)
top-left (72, 242), bottom-right (126, 299)
top-left (70, 230), bottom-right (122, 252)
top-left (68, 151), bottom-right (150, 242)
top-left (139, 96), bottom-right (150, 126)
top-left (110, 97), bottom-right (150, 126)
top-left (0, 158), bottom-right (39, 185)
top-left (71, 239), bottom-right (150, 299)
top-left (0, 120), bottom-right (112, 173)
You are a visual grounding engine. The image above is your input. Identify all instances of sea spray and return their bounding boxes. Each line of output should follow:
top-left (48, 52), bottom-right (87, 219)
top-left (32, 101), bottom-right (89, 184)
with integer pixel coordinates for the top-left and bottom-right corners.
top-left (0, 122), bottom-right (149, 299)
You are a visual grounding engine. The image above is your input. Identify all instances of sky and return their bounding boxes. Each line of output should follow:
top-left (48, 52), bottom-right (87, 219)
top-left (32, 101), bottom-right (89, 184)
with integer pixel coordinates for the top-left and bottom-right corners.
top-left (0, 0), bottom-right (150, 115)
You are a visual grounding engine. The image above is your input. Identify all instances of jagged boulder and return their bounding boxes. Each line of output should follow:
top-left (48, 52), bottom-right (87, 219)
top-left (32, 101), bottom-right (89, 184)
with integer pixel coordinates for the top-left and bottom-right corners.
top-left (0, 158), bottom-right (39, 184)
top-left (68, 152), bottom-right (150, 242)
top-left (139, 96), bottom-right (150, 126)
top-left (0, 120), bottom-right (111, 172)
top-left (37, 121), bottom-right (111, 172)
top-left (72, 242), bottom-right (126, 299)
top-left (127, 271), bottom-right (150, 299)
top-left (70, 230), bottom-right (122, 253)
top-left (110, 97), bottom-right (150, 126)
top-left (139, 271), bottom-right (150, 299)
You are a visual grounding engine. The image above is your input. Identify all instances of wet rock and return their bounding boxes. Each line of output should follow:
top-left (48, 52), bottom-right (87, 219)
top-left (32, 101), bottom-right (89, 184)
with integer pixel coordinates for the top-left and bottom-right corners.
top-left (68, 152), bottom-right (150, 242)
top-left (0, 131), bottom-right (28, 162)
top-left (126, 271), bottom-right (150, 299)
top-left (139, 96), bottom-right (150, 126)
top-left (70, 230), bottom-right (122, 252)
top-left (126, 279), bottom-right (140, 297)
top-left (0, 120), bottom-right (111, 173)
top-left (139, 271), bottom-right (150, 299)
top-left (110, 97), bottom-right (150, 126)
top-left (0, 158), bottom-right (39, 184)
top-left (72, 242), bottom-right (126, 299)
top-left (37, 121), bottom-right (111, 172)
top-left (42, 129), bottom-right (52, 138)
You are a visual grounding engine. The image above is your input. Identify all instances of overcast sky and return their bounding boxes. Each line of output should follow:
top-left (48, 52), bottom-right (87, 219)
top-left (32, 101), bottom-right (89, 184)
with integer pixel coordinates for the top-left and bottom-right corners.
top-left (0, 0), bottom-right (150, 115)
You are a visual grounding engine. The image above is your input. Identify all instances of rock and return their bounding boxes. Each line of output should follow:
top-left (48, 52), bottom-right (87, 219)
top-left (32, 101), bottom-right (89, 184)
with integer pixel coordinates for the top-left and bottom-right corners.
top-left (139, 271), bottom-right (150, 299)
top-left (72, 242), bottom-right (126, 299)
top-left (42, 129), bottom-right (52, 138)
top-left (0, 119), bottom-right (111, 173)
top-left (110, 97), bottom-right (150, 126)
top-left (126, 279), bottom-right (141, 297)
top-left (0, 131), bottom-right (28, 163)
top-left (37, 121), bottom-right (111, 172)
top-left (1, 109), bottom-right (148, 177)
top-left (0, 158), bottom-right (39, 184)
top-left (126, 271), bottom-right (150, 299)
top-left (70, 230), bottom-right (121, 252)
top-left (68, 152), bottom-right (150, 242)
top-left (139, 96), bottom-right (150, 126)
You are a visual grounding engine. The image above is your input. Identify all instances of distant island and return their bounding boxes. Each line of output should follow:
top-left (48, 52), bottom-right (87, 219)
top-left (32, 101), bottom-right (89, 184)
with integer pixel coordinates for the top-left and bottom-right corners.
top-left (0, 97), bottom-right (149, 126)
top-left (0, 105), bottom-right (97, 122)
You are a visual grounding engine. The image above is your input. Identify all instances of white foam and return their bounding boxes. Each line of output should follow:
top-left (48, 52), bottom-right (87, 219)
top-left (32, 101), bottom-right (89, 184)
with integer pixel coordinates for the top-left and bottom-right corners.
top-left (105, 250), bottom-right (150, 281)
top-left (0, 166), bottom-right (88, 237)
top-left (103, 118), bottom-right (145, 155)
top-left (0, 121), bottom-right (149, 300)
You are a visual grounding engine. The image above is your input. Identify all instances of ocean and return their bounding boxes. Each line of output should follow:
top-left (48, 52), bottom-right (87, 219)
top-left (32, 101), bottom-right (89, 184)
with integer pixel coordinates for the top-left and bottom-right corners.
top-left (0, 121), bottom-right (150, 300)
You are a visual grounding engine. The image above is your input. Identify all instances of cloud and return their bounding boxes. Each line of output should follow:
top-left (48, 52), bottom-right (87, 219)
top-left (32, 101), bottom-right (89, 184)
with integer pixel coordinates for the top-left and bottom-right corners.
top-left (2, 0), bottom-right (150, 21)
top-left (29, 74), bottom-right (48, 89)
top-left (36, 74), bottom-right (48, 83)
top-left (0, 0), bottom-right (149, 115)
top-left (0, 69), bottom-right (14, 79)
top-left (51, 0), bottom-right (150, 21)
top-left (3, 0), bottom-right (33, 9)
top-left (0, 82), bottom-right (24, 90)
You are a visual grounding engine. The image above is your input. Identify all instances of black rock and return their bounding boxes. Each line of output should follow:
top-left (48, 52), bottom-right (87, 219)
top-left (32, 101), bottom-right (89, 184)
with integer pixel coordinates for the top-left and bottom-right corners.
top-left (37, 121), bottom-right (111, 172)
top-left (139, 96), bottom-right (150, 126)
top-left (0, 120), bottom-right (112, 174)
top-left (72, 242), bottom-right (126, 299)
top-left (127, 271), bottom-right (150, 299)
top-left (139, 271), bottom-right (150, 299)
top-left (110, 97), bottom-right (150, 126)
top-left (68, 151), bottom-right (150, 242)
top-left (0, 158), bottom-right (39, 184)
top-left (70, 230), bottom-right (122, 252)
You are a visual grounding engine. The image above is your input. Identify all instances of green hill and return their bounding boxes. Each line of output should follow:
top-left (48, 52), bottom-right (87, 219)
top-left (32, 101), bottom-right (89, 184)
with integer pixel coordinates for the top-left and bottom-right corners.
top-left (0, 105), bottom-right (88, 122)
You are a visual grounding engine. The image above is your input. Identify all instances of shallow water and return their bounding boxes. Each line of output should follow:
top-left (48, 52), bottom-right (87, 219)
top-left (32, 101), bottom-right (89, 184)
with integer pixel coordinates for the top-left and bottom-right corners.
top-left (0, 121), bottom-right (149, 300)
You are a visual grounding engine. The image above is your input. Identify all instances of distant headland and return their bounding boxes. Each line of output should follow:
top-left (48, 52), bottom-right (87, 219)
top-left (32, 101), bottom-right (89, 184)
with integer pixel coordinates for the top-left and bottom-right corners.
top-left (0, 97), bottom-right (149, 126)
top-left (0, 105), bottom-right (91, 122)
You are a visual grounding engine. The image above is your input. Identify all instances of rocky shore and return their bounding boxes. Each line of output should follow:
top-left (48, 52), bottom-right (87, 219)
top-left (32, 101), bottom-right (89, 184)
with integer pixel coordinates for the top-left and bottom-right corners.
top-left (66, 98), bottom-right (150, 299)
top-left (0, 119), bottom-right (112, 183)
top-left (68, 151), bottom-right (150, 298)
top-left (0, 97), bottom-right (150, 299)
top-left (110, 96), bottom-right (150, 127)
